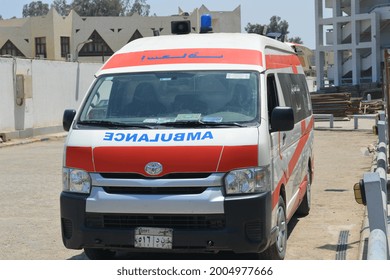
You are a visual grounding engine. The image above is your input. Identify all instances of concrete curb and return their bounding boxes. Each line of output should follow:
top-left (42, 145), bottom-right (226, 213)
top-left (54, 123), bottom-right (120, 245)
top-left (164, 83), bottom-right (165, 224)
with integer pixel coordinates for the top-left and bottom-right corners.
top-left (357, 135), bottom-right (380, 260)
top-left (0, 132), bottom-right (67, 148)
top-left (357, 127), bottom-right (390, 260)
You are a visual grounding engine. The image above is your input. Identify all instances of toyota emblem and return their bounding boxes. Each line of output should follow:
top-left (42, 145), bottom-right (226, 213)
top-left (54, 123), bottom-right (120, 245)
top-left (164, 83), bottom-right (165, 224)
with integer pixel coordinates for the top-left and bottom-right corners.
top-left (145, 162), bottom-right (163, 176)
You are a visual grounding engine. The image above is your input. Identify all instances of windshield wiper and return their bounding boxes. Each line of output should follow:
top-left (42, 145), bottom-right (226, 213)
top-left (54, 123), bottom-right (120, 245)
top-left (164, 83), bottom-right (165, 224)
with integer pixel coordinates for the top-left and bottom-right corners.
top-left (77, 120), bottom-right (154, 129)
top-left (158, 120), bottom-right (246, 128)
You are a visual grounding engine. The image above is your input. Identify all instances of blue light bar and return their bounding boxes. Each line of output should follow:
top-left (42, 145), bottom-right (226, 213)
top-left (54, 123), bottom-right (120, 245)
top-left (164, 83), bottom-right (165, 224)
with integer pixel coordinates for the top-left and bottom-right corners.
top-left (200, 14), bottom-right (212, 33)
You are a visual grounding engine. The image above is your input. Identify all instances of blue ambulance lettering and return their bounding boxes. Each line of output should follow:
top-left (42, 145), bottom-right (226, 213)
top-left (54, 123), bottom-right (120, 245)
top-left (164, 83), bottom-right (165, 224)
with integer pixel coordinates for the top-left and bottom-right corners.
top-left (103, 131), bottom-right (214, 142)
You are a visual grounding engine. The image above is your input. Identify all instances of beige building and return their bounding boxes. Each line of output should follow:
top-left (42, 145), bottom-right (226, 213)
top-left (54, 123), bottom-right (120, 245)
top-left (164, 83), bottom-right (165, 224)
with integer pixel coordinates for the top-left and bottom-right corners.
top-left (0, 5), bottom-right (241, 63)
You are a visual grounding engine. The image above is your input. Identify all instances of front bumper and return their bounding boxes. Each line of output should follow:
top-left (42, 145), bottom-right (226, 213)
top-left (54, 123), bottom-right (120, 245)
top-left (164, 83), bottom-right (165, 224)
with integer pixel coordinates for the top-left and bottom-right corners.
top-left (60, 190), bottom-right (274, 254)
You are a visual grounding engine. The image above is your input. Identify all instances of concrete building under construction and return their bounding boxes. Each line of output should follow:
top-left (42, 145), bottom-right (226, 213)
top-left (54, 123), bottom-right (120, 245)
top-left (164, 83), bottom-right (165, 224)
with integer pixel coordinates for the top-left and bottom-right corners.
top-left (315, 0), bottom-right (390, 90)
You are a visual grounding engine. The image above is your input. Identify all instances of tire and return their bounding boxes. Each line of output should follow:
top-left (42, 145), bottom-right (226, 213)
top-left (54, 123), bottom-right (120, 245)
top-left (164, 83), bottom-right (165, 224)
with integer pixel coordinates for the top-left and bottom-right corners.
top-left (260, 196), bottom-right (287, 260)
top-left (296, 166), bottom-right (312, 217)
top-left (84, 248), bottom-right (116, 260)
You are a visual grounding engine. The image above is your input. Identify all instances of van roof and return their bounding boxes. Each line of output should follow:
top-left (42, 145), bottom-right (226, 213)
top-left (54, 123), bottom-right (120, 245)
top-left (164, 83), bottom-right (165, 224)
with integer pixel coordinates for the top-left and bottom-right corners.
top-left (98, 33), bottom-right (301, 75)
top-left (119, 33), bottom-right (295, 53)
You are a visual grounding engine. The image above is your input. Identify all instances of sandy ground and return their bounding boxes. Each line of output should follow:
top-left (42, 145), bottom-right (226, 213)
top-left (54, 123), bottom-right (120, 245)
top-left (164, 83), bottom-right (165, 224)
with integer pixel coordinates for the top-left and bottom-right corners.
top-left (285, 128), bottom-right (376, 260)
top-left (0, 117), bottom-right (379, 260)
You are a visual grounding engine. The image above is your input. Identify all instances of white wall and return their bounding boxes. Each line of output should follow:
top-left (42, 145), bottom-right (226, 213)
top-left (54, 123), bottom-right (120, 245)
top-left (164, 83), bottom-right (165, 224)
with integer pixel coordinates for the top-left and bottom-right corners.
top-left (0, 59), bottom-right (15, 132)
top-left (0, 57), bottom-right (101, 139)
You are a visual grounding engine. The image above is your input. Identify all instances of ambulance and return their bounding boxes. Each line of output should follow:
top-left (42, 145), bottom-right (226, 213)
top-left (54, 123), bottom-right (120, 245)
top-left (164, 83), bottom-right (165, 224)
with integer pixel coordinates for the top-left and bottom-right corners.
top-left (61, 19), bottom-right (314, 260)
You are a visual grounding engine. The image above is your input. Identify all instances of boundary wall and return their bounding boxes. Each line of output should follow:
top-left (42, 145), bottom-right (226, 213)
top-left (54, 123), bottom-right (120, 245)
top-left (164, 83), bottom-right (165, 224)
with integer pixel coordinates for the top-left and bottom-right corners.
top-left (0, 57), bottom-right (101, 140)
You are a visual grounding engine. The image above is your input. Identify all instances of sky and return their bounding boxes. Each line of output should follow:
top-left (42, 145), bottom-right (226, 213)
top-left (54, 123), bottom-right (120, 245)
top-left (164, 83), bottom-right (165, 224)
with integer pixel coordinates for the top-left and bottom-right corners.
top-left (0, 0), bottom-right (317, 49)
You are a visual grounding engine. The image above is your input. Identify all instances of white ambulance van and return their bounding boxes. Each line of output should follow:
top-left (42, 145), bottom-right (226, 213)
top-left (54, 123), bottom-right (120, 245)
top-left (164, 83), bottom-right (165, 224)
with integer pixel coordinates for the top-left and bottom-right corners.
top-left (61, 20), bottom-right (314, 260)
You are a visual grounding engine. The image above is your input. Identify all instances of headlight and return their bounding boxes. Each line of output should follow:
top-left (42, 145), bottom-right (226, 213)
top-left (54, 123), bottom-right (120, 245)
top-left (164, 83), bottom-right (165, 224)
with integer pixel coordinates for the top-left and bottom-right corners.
top-left (63, 168), bottom-right (91, 194)
top-left (224, 166), bottom-right (270, 195)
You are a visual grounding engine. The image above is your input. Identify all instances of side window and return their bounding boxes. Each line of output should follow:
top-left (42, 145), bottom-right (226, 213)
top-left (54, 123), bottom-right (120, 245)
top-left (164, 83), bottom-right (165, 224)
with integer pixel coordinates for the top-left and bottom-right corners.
top-left (267, 74), bottom-right (279, 122)
top-left (277, 73), bottom-right (312, 123)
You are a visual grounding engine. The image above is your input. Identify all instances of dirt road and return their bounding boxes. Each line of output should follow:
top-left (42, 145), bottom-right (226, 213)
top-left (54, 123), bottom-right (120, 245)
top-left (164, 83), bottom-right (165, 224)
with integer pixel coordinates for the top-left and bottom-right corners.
top-left (0, 120), bottom-right (377, 260)
top-left (285, 128), bottom-right (376, 260)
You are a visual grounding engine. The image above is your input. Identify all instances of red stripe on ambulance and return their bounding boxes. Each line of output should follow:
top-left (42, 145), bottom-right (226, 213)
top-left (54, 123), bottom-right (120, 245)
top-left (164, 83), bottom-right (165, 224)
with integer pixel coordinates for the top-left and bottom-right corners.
top-left (101, 48), bottom-right (263, 69)
top-left (66, 146), bottom-right (94, 171)
top-left (265, 54), bottom-right (302, 73)
top-left (65, 145), bottom-right (258, 176)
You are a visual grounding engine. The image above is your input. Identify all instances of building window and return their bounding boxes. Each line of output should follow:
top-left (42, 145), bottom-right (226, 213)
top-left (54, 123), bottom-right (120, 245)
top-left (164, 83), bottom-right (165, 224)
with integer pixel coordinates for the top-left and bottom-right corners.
top-left (0, 40), bottom-right (25, 57)
top-left (79, 30), bottom-right (114, 57)
top-left (129, 29), bottom-right (143, 42)
top-left (61, 37), bottom-right (70, 58)
top-left (35, 37), bottom-right (47, 58)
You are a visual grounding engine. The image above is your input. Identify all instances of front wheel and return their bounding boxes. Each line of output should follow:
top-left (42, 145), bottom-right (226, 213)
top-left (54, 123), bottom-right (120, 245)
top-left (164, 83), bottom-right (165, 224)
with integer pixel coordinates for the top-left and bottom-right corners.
top-left (260, 196), bottom-right (287, 260)
top-left (296, 165), bottom-right (312, 217)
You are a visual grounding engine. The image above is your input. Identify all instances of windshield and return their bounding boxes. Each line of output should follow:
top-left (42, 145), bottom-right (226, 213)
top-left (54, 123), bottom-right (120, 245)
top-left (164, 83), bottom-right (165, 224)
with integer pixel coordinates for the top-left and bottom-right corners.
top-left (78, 71), bottom-right (259, 128)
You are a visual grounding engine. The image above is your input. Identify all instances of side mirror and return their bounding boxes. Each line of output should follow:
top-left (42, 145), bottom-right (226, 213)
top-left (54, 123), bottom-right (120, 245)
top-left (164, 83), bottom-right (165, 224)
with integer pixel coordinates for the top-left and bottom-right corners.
top-left (271, 107), bottom-right (294, 132)
top-left (63, 109), bottom-right (76, 132)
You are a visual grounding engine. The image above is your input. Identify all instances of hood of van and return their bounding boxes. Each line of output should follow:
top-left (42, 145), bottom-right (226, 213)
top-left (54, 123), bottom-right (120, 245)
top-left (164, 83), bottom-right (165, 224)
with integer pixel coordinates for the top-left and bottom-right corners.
top-left (65, 128), bottom-right (259, 176)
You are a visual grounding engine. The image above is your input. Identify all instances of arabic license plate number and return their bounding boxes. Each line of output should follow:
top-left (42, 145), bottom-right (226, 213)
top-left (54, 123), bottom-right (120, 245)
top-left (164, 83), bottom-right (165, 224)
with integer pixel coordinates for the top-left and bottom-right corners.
top-left (134, 227), bottom-right (173, 249)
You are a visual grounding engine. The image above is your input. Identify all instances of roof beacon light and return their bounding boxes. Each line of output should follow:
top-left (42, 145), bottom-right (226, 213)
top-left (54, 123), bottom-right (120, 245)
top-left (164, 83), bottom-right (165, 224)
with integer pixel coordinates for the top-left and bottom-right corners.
top-left (200, 14), bottom-right (213, 33)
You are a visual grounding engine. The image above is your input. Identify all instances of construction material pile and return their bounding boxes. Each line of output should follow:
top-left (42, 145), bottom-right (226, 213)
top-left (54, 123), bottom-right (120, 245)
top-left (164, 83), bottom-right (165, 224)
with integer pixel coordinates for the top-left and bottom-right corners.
top-left (359, 99), bottom-right (384, 114)
top-left (310, 92), bottom-right (352, 118)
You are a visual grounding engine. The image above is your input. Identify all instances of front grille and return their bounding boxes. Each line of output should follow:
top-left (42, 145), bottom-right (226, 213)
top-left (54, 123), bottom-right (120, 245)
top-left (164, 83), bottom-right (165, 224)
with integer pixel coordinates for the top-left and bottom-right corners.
top-left (86, 214), bottom-right (225, 230)
top-left (103, 186), bottom-right (208, 195)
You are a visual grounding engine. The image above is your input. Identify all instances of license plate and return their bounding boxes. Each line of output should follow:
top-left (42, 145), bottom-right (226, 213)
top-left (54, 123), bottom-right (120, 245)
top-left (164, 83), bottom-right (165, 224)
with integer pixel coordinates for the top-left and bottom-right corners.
top-left (134, 227), bottom-right (173, 249)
